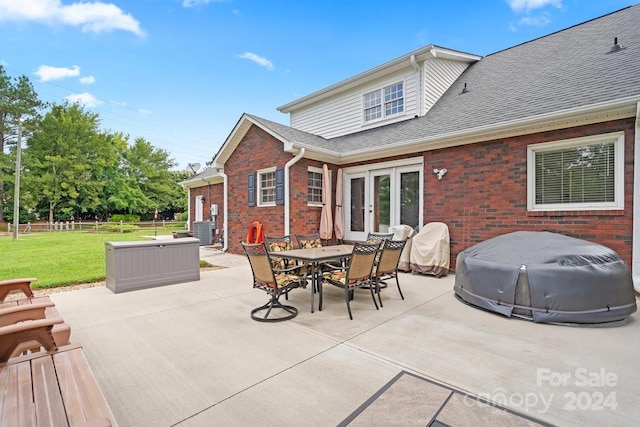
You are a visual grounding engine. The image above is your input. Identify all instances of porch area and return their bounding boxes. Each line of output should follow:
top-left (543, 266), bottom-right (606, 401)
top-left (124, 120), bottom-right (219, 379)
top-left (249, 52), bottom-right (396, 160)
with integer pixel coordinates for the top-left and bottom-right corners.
top-left (45, 246), bottom-right (640, 426)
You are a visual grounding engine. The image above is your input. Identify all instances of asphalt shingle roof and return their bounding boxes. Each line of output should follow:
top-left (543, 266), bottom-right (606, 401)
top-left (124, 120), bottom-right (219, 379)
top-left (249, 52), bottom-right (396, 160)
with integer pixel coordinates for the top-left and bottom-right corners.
top-left (238, 5), bottom-right (640, 159)
top-left (328, 5), bottom-right (640, 154)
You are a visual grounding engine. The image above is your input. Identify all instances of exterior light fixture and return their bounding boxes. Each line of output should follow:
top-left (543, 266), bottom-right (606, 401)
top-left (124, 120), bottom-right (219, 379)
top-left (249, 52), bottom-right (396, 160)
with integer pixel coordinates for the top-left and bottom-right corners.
top-left (433, 168), bottom-right (448, 180)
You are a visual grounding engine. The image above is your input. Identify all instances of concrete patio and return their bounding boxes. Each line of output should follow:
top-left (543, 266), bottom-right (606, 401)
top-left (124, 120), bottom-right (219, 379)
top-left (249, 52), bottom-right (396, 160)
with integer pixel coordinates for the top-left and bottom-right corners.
top-left (47, 245), bottom-right (640, 426)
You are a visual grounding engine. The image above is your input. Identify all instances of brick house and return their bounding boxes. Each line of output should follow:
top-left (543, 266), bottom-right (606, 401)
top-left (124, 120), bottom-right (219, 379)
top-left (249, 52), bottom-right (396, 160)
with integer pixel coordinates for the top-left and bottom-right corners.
top-left (182, 5), bottom-right (640, 291)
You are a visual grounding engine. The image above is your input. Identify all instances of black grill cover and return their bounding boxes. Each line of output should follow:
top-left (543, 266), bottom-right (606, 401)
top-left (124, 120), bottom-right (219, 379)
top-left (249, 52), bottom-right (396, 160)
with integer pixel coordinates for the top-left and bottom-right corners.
top-left (454, 231), bottom-right (637, 325)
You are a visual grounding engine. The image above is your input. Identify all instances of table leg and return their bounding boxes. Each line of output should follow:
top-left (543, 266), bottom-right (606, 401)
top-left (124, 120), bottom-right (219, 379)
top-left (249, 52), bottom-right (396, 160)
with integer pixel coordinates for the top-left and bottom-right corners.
top-left (310, 262), bottom-right (316, 313)
top-left (318, 262), bottom-right (323, 311)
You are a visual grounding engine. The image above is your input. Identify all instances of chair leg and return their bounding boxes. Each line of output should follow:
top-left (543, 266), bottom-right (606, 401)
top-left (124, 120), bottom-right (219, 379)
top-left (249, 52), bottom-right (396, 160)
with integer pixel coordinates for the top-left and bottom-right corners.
top-left (251, 294), bottom-right (297, 322)
top-left (395, 276), bottom-right (405, 300)
top-left (375, 278), bottom-right (383, 308)
top-left (368, 283), bottom-right (379, 310)
top-left (345, 288), bottom-right (353, 320)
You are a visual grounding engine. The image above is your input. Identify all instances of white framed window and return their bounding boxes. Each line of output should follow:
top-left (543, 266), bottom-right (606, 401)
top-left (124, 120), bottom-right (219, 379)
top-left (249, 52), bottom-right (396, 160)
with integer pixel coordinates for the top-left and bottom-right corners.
top-left (527, 132), bottom-right (624, 211)
top-left (257, 167), bottom-right (276, 206)
top-left (363, 81), bottom-right (404, 123)
top-left (308, 167), bottom-right (323, 206)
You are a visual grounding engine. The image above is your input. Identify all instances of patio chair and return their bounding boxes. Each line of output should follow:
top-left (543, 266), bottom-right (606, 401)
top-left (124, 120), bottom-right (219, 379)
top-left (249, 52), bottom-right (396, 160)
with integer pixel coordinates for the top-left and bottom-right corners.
top-left (264, 235), bottom-right (298, 269)
top-left (366, 232), bottom-right (394, 243)
top-left (0, 317), bottom-right (64, 364)
top-left (0, 278), bottom-right (72, 352)
top-left (0, 277), bottom-right (38, 302)
top-left (372, 239), bottom-right (408, 307)
top-left (295, 233), bottom-right (323, 249)
top-left (241, 241), bottom-right (306, 322)
top-left (321, 241), bottom-right (381, 320)
top-left (295, 233), bottom-right (342, 283)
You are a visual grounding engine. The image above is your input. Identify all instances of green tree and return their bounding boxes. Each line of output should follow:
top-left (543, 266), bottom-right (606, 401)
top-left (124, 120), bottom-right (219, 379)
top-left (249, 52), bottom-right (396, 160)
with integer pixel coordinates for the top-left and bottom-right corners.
top-left (23, 103), bottom-right (106, 222)
top-left (121, 138), bottom-right (179, 219)
top-left (0, 65), bottom-right (45, 222)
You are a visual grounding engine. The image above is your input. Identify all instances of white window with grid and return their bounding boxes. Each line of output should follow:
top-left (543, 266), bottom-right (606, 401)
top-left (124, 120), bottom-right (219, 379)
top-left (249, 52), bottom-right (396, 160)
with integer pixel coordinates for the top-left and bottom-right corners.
top-left (258, 168), bottom-right (276, 206)
top-left (363, 81), bottom-right (404, 123)
top-left (308, 167), bottom-right (323, 206)
top-left (527, 132), bottom-right (624, 211)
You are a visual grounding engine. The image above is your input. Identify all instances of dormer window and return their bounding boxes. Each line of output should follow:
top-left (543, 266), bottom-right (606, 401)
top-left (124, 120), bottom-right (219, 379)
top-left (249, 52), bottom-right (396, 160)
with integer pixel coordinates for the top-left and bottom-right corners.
top-left (363, 82), bottom-right (404, 123)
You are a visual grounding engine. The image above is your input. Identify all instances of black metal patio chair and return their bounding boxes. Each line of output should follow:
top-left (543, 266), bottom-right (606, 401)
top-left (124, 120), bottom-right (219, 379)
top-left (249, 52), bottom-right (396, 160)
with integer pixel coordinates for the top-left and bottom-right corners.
top-left (321, 241), bottom-right (381, 320)
top-left (241, 241), bottom-right (306, 322)
top-left (372, 238), bottom-right (408, 307)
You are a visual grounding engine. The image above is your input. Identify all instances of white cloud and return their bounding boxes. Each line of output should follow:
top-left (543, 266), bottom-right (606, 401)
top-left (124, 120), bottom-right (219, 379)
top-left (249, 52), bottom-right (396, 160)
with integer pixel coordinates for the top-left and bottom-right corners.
top-left (518, 14), bottom-right (551, 27)
top-left (507, 0), bottom-right (562, 13)
top-left (0, 0), bottom-right (145, 37)
top-left (79, 75), bottom-right (95, 84)
top-left (138, 108), bottom-right (152, 116)
top-left (34, 64), bottom-right (80, 82)
top-left (109, 100), bottom-right (127, 106)
top-left (182, 0), bottom-right (225, 7)
top-left (65, 92), bottom-right (103, 107)
top-left (237, 52), bottom-right (274, 71)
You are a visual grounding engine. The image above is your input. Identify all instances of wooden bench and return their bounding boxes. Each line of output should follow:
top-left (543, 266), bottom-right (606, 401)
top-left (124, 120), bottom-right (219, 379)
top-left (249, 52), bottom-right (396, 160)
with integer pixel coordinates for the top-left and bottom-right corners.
top-left (0, 278), bottom-right (71, 354)
top-left (1, 343), bottom-right (118, 426)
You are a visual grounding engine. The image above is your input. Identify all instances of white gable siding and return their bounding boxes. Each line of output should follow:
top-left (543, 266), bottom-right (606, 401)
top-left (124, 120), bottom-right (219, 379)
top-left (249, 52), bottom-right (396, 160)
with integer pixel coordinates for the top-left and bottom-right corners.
top-left (290, 67), bottom-right (420, 139)
top-left (424, 58), bottom-right (469, 113)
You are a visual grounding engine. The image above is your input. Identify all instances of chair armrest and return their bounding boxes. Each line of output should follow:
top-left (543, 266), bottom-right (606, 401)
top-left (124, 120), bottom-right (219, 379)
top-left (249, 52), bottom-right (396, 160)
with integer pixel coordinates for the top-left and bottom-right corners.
top-left (0, 318), bottom-right (63, 364)
top-left (273, 264), bottom-right (306, 275)
top-left (0, 278), bottom-right (37, 302)
top-left (318, 262), bottom-right (346, 272)
top-left (0, 301), bottom-right (56, 327)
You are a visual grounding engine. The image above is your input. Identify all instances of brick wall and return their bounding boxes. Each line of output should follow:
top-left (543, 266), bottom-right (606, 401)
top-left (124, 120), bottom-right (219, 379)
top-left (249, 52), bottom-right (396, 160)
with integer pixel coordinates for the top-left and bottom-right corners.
top-left (199, 117), bottom-right (636, 270)
top-left (188, 184), bottom-right (224, 236)
top-left (224, 125), bottom-right (332, 254)
top-left (419, 118), bottom-right (635, 269)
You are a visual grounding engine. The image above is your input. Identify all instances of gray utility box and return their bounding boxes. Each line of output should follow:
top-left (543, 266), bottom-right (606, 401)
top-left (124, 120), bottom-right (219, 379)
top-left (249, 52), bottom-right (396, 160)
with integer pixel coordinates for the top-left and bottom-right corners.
top-left (105, 238), bottom-right (200, 293)
top-left (193, 221), bottom-right (214, 245)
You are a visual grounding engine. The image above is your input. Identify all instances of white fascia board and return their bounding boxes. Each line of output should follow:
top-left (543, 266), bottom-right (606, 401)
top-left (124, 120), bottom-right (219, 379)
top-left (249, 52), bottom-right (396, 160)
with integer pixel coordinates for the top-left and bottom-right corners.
top-left (336, 96), bottom-right (640, 164)
top-left (278, 45), bottom-right (481, 114)
top-left (211, 113), bottom-right (253, 165)
top-left (428, 47), bottom-right (482, 62)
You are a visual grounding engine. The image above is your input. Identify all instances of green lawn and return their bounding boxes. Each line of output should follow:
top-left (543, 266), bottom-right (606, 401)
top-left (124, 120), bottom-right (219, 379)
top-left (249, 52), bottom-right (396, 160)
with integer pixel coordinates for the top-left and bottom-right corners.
top-left (0, 231), bottom-right (158, 289)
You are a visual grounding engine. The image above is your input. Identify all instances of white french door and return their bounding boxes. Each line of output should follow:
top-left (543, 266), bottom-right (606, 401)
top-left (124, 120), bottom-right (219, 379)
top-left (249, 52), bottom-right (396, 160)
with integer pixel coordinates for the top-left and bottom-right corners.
top-left (343, 158), bottom-right (422, 241)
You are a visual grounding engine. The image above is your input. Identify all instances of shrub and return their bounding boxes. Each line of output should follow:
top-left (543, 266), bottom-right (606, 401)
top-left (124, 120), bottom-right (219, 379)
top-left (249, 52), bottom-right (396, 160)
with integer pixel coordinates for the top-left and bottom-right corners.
top-left (109, 214), bottom-right (140, 223)
top-left (99, 223), bottom-right (140, 233)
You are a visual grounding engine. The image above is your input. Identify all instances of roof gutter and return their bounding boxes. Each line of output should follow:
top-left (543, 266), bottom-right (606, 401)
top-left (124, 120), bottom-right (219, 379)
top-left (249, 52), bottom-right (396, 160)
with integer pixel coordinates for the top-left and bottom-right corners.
top-left (284, 148), bottom-right (305, 235)
top-left (337, 95), bottom-right (640, 164)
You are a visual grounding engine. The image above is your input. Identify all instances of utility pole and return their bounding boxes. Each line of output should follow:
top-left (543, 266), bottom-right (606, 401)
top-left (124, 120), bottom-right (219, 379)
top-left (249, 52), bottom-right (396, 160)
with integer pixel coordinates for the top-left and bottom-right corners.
top-left (12, 117), bottom-right (23, 241)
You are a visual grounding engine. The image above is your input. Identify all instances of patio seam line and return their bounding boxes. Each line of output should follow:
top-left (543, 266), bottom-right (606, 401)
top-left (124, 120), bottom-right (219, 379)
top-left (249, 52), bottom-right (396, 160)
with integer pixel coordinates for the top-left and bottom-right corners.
top-left (170, 341), bottom-right (345, 426)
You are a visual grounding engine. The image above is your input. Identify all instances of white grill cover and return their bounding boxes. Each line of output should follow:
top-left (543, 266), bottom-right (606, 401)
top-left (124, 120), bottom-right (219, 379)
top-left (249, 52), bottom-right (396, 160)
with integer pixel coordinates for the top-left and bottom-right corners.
top-left (410, 222), bottom-right (450, 277)
top-left (388, 225), bottom-right (416, 272)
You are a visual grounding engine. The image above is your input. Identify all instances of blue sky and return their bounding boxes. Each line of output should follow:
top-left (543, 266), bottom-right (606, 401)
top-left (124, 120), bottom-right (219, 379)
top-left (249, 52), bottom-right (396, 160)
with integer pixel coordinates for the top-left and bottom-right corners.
top-left (0, 0), bottom-right (636, 172)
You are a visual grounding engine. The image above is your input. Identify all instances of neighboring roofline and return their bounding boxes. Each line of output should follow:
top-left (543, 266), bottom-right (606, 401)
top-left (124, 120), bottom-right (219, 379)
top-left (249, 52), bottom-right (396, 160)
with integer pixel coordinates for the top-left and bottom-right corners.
top-left (293, 95), bottom-right (640, 164)
top-left (277, 45), bottom-right (481, 113)
top-left (180, 167), bottom-right (224, 189)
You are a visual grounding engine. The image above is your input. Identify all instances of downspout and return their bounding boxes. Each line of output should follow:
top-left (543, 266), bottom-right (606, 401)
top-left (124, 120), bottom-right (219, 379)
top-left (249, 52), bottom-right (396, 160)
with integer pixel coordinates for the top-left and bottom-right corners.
top-left (284, 148), bottom-right (306, 235)
top-left (186, 187), bottom-right (192, 231)
top-left (410, 54), bottom-right (422, 116)
top-left (409, 54), bottom-right (420, 72)
top-left (632, 101), bottom-right (640, 293)
top-left (219, 169), bottom-right (229, 252)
